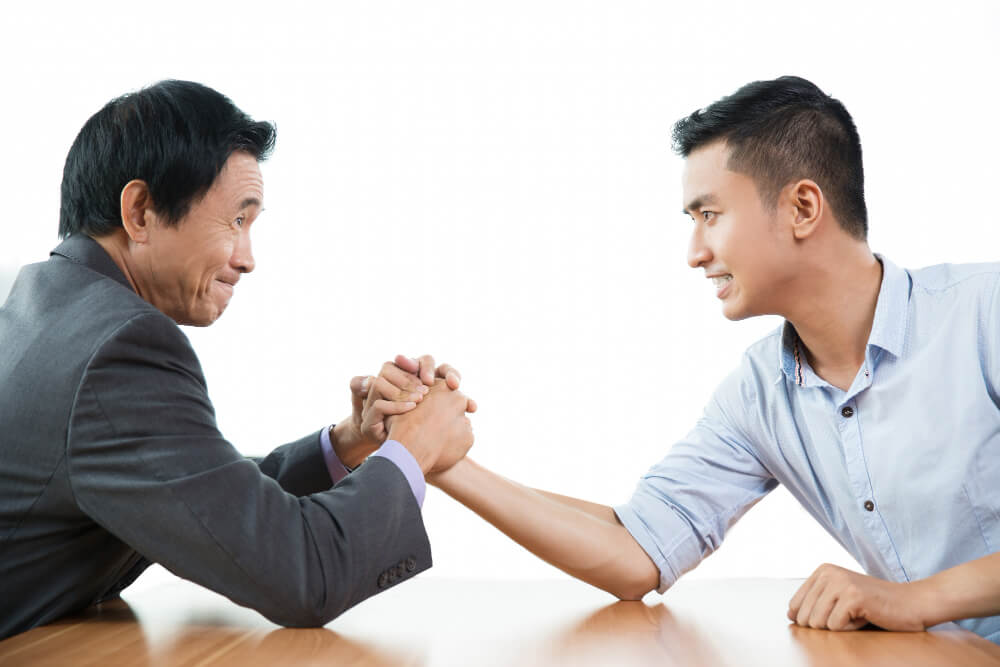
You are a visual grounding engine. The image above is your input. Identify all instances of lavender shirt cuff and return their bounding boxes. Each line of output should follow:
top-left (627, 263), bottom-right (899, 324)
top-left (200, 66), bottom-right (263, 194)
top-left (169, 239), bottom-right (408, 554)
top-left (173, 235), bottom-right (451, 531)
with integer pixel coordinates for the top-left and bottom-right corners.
top-left (319, 428), bottom-right (425, 508)
top-left (371, 440), bottom-right (426, 508)
top-left (319, 426), bottom-right (351, 485)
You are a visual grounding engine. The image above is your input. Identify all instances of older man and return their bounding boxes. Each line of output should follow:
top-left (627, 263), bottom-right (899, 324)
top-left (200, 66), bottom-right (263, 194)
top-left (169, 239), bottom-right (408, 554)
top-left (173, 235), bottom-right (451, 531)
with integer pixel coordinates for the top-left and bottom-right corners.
top-left (0, 80), bottom-right (474, 639)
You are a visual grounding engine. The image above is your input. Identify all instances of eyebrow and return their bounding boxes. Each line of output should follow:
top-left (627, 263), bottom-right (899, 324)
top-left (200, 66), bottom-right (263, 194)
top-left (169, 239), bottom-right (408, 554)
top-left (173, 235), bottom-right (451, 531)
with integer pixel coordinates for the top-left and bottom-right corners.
top-left (682, 193), bottom-right (719, 215)
top-left (238, 197), bottom-right (263, 211)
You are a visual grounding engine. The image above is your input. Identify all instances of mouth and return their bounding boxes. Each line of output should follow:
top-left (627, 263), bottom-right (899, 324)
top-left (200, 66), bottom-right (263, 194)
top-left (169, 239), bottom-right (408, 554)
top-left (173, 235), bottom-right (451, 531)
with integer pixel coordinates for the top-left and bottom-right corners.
top-left (709, 274), bottom-right (733, 298)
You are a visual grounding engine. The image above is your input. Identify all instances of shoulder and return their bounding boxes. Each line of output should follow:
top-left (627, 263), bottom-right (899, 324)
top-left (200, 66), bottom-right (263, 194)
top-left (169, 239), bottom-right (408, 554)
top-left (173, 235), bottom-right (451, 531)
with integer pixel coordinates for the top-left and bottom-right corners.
top-left (905, 261), bottom-right (1000, 334)
top-left (703, 325), bottom-right (784, 434)
top-left (10, 253), bottom-right (202, 386)
top-left (907, 261), bottom-right (1000, 295)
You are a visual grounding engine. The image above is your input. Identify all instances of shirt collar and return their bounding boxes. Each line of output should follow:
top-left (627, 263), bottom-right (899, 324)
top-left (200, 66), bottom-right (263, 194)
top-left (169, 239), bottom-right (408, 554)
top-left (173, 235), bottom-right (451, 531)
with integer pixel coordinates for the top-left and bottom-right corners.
top-left (866, 254), bottom-right (910, 358)
top-left (778, 254), bottom-right (910, 385)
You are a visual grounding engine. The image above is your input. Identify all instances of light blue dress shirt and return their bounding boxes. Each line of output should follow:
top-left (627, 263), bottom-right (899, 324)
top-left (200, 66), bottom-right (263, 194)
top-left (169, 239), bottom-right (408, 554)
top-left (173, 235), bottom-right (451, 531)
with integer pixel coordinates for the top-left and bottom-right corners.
top-left (615, 256), bottom-right (1000, 641)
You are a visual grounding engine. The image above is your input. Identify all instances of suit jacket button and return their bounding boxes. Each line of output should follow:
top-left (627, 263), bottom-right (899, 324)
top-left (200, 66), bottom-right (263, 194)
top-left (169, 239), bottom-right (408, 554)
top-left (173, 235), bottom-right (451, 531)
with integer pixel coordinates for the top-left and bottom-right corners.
top-left (393, 565), bottom-right (404, 578)
top-left (378, 572), bottom-right (389, 588)
top-left (405, 557), bottom-right (416, 572)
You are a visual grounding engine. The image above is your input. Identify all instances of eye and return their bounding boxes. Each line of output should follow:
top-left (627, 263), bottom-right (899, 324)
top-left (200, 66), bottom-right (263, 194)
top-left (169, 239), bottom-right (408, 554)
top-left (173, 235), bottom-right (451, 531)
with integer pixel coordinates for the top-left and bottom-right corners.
top-left (234, 216), bottom-right (245, 228)
top-left (701, 210), bottom-right (716, 222)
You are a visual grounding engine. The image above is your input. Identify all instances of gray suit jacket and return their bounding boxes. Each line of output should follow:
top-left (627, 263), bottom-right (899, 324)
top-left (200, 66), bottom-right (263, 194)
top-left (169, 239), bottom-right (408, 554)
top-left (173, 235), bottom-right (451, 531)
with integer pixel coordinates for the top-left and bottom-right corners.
top-left (0, 235), bottom-right (431, 639)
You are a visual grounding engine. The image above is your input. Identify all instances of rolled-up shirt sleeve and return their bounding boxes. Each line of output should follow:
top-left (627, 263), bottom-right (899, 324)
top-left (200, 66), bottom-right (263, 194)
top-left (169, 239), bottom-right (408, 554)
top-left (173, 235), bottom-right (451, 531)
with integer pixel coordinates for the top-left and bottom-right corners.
top-left (614, 369), bottom-right (777, 593)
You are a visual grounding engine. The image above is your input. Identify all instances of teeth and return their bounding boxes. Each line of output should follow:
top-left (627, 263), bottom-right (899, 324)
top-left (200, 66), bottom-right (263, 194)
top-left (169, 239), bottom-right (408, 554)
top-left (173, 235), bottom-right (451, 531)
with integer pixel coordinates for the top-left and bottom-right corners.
top-left (711, 275), bottom-right (733, 288)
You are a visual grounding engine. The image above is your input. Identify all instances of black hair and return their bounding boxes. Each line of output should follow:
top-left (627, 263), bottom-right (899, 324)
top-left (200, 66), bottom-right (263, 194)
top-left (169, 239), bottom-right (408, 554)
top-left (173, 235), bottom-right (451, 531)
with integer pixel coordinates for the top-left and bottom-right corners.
top-left (59, 80), bottom-right (276, 238)
top-left (672, 76), bottom-right (867, 240)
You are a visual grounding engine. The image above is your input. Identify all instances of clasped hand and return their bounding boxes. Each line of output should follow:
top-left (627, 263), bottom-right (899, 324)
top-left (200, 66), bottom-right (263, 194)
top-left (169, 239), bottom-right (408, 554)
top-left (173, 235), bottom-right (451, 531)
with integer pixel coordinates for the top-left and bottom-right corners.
top-left (338, 354), bottom-right (476, 474)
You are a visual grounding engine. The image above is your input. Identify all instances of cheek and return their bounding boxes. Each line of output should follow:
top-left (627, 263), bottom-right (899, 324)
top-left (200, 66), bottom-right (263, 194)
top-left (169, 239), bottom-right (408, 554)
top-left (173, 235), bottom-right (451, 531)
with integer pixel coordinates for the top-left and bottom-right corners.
top-left (206, 238), bottom-right (237, 273)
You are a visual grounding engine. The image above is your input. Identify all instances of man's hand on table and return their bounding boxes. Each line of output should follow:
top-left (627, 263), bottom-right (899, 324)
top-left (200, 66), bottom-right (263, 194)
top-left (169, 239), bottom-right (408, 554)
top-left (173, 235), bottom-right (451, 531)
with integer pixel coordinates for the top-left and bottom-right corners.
top-left (788, 563), bottom-right (929, 632)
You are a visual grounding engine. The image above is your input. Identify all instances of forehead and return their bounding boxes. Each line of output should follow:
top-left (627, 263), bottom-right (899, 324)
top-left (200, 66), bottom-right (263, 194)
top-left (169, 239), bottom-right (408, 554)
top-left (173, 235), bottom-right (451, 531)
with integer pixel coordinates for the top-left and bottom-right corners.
top-left (681, 141), bottom-right (756, 209)
top-left (208, 152), bottom-right (264, 207)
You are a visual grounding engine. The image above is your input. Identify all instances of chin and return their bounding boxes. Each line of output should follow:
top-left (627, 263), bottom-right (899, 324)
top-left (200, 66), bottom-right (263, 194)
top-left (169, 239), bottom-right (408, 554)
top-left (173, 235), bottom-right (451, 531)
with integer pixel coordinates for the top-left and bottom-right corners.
top-left (181, 305), bottom-right (226, 327)
top-left (720, 300), bottom-right (753, 322)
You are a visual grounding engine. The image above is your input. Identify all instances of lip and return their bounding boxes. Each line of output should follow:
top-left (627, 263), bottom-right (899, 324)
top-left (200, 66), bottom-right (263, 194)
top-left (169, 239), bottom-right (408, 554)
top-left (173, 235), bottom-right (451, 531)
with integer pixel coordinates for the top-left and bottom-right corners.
top-left (215, 279), bottom-right (236, 292)
top-left (706, 273), bottom-right (733, 299)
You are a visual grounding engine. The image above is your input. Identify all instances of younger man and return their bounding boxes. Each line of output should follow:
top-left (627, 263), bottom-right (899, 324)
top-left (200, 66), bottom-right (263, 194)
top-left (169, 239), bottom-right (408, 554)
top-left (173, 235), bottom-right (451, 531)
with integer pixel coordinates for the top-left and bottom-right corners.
top-left (430, 76), bottom-right (1000, 641)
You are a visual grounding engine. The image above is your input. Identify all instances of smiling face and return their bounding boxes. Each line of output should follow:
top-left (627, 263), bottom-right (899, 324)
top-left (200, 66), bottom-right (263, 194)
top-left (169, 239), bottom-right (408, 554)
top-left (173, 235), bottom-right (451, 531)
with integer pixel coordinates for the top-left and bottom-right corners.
top-left (137, 151), bottom-right (263, 326)
top-left (681, 141), bottom-right (797, 321)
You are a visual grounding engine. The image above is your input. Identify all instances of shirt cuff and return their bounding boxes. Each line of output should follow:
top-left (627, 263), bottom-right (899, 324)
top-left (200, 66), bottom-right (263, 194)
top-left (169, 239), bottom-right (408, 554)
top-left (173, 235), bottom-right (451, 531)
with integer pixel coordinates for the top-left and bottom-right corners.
top-left (319, 425), bottom-right (351, 485)
top-left (371, 440), bottom-right (426, 508)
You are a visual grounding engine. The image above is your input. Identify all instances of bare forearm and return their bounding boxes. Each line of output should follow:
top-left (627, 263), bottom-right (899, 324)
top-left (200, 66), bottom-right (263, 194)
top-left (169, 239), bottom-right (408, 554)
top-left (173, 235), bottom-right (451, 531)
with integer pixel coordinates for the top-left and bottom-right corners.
top-left (532, 488), bottom-right (621, 523)
top-left (919, 551), bottom-right (1000, 627)
top-left (430, 458), bottom-right (658, 600)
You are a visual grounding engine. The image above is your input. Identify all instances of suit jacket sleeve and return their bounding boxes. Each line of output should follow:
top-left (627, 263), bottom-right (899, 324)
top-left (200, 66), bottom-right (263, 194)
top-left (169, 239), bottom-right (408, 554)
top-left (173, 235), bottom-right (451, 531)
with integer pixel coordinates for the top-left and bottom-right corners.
top-left (252, 430), bottom-right (334, 496)
top-left (66, 312), bottom-right (431, 627)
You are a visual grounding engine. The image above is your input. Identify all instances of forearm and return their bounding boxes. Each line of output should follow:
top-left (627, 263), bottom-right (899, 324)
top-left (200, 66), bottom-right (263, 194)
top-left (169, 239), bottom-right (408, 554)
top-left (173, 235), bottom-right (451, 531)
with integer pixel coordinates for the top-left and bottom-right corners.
top-left (919, 551), bottom-right (1000, 627)
top-left (532, 488), bottom-right (621, 523)
top-left (431, 458), bottom-right (658, 600)
top-left (252, 430), bottom-right (333, 496)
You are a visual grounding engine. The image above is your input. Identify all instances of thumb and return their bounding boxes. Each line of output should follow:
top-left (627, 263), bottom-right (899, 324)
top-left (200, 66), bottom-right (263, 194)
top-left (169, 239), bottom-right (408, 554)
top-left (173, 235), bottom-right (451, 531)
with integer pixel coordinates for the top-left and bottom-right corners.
top-left (350, 375), bottom-right (373, 413)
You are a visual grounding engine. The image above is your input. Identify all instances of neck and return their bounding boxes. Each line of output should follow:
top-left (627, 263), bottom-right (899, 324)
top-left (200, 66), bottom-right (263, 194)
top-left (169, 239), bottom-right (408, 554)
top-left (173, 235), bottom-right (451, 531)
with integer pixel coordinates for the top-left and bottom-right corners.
top-left (783, 242), bottom-right (882, 389)
top-left (93, 230), bottom-right (141, 295)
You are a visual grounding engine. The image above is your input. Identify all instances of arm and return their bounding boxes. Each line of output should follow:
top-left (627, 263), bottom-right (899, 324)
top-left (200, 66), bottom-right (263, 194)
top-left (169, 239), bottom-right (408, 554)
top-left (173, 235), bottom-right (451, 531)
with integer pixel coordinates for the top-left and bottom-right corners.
top-left (430, 458), bottom-right (659, 600)
top-left (789, 553), bottom-right (1000, 631)
top-left (433, 366), bottom-right (777, 601)
top-left (925, 552), bottom-right (1000, 625)
top-left (69, 313), bottom-right (435, 627)
top-left (257, 353), bottom-right (471, 495)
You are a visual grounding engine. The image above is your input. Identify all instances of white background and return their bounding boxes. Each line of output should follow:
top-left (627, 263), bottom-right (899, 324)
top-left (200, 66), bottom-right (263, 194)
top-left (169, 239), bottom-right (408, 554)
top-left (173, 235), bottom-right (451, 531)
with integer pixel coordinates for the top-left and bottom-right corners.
top-left (2, 1), bottom-right (998, 595)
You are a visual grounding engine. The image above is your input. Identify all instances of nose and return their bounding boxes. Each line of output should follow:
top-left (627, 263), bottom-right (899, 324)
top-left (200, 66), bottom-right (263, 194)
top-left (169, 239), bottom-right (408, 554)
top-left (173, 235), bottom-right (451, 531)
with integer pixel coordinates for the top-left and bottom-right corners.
top-left (232, 227), bottom-right (255, 274)
top-left (687, 225), bottom-right (711, 269)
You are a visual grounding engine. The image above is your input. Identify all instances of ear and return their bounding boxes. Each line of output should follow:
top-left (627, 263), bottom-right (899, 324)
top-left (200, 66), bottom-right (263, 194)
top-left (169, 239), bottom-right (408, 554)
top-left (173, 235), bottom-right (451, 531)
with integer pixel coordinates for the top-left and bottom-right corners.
top-left (119, 180), bottom-right (157, 243)
top-left (785, 179), bottom-right (824, 241)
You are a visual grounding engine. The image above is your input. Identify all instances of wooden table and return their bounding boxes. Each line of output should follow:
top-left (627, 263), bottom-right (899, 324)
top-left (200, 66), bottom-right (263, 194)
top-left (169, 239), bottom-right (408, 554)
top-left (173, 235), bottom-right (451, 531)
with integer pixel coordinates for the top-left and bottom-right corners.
top-left (3, 576), bottom-right (999, 666)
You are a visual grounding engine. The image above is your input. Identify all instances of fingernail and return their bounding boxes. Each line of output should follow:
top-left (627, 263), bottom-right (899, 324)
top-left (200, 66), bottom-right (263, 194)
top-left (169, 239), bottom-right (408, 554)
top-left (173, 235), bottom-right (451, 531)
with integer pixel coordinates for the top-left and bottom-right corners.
top-left (361, 377), bottom-right (370, 391)
top-left (417, 384), bottom-right (429, 394)
top-left (404, 402), bottom-right (416, 409)
top-left (409, 393), bottom-right (423, 401)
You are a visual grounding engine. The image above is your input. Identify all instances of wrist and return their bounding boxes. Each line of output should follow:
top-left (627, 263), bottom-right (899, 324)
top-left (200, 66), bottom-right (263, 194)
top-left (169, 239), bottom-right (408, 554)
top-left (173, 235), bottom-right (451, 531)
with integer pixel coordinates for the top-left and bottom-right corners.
top-left (332, 419), bottom-right (372, 469)
top-left (428, 456), bottom-right (473, 490)
top-left (911, 575), bottom-right (948, 628)
top-left (387, 426), bottom-right (434, 475)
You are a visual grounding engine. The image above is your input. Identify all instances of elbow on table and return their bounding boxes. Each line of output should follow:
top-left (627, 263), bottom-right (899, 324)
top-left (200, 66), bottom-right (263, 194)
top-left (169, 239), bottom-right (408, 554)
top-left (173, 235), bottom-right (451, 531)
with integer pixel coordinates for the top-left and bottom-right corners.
top-left (607, 563), bottom-right (661, 601)
top-left (257, 587), bottom-right (350, 629)
top-left (611, 580), bottom-right (655, 602)
top-left (266, 603), bottom-right (346, 630)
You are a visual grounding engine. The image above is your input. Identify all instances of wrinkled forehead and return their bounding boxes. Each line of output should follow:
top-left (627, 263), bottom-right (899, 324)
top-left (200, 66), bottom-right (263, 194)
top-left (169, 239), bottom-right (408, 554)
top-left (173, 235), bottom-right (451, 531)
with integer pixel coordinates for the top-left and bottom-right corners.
top-left (213, 152), bottom-right (265, 209)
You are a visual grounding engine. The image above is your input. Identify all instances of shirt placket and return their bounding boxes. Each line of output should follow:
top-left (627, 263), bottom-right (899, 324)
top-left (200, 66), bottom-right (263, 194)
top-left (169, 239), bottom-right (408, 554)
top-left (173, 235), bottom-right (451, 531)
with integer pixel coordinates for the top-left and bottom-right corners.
top-left (836, 396), bottom-right (908, 582)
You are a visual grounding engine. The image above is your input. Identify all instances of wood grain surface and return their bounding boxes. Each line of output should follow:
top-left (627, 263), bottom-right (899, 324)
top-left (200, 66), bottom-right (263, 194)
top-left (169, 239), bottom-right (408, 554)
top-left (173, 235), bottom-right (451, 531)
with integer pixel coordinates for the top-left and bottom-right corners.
top-left (3, 576), bottom-right (998, 666)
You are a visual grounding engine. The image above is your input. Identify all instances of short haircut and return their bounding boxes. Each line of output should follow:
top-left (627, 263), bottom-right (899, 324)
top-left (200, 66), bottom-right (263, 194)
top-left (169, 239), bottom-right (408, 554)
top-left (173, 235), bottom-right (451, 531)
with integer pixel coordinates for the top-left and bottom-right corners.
top-left (672, 76), bottom-right (868, 240)
top-left (59, 80), bottom-right (276, 238)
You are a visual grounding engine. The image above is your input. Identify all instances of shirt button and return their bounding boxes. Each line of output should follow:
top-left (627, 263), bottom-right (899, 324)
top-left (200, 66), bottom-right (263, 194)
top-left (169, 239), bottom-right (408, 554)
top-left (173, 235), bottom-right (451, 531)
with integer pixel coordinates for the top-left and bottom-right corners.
top-left (841, 406), bottom-right (854, 418)
top-left (864, 500), bottom-right (875, 512)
